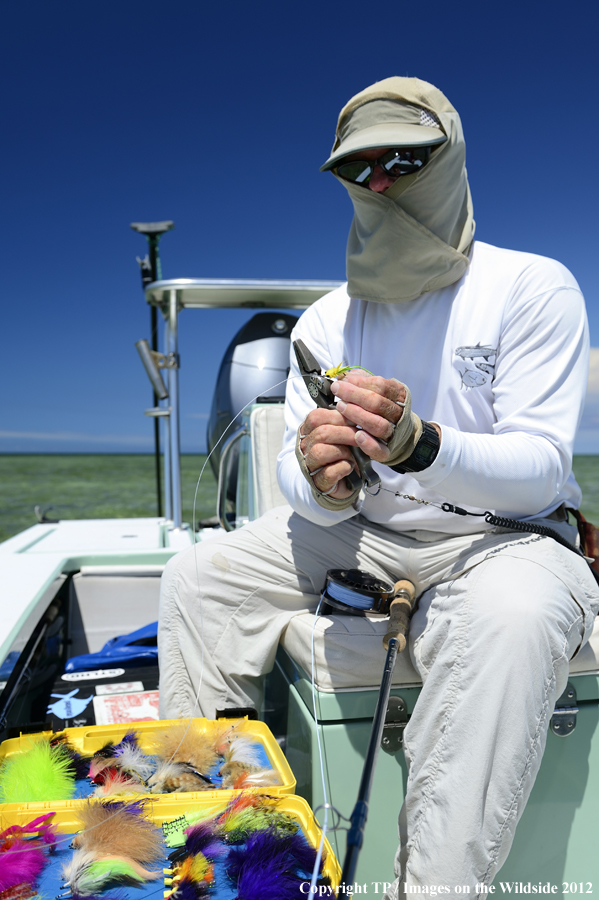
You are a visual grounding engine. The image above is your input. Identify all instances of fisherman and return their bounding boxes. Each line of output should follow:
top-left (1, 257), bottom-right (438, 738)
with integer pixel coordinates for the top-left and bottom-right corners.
top-left (158, 77), bottom-right (599, 896)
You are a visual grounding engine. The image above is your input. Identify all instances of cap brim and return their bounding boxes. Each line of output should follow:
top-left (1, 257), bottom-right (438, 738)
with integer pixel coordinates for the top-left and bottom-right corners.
top-left (320, 123), bottom-right (447, 172)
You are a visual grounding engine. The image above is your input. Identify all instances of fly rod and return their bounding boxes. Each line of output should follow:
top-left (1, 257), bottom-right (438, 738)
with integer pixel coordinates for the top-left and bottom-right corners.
top-left (339, 578), bottom-right (416, 894)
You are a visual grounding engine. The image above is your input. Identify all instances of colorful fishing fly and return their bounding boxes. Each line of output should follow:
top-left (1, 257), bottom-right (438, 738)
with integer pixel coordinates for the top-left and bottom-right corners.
top-left (324, 362), bottom-right (374, 379)
top-left (0, 741), bottom-right (76, 804)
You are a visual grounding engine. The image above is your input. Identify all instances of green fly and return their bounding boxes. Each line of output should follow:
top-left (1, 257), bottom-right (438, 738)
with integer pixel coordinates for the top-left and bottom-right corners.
top-left (325, 363), bottom-right (374, 379)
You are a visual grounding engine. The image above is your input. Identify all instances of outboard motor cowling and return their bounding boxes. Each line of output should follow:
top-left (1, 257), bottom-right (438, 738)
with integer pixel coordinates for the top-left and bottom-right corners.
top-left (207, 312), bottom-right (298, 485)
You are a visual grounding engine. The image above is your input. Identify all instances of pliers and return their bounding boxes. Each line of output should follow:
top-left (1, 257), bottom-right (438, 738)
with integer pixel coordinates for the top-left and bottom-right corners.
top-left (293, 339), bottom-right (381, 490)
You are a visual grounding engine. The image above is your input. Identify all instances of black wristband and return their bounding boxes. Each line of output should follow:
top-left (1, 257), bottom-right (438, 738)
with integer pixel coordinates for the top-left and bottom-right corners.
top-left (389, 421), bottom-right (440, 474)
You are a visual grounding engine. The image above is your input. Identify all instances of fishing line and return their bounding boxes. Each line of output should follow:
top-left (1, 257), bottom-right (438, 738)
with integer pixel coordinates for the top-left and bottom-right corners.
top-left (321, 570), bottom-right (393, 616)
top-left (190, 374), bottom-right (305, 537)
top-left (27, 375), bottom-right (307, 859)
top-left (142, 374), bottom-right (302, 775)
top-left (184, 374), bottom-right (309, 728)
top-left (312, 802), bottom-right (349, 836)
top-left (187, 370), bottom-right (340, 888)
top-left (181, 366), bottom-right (594, 893)
top-left (179, 372), bottom-right (382, 882)
top-left (185, 368), bottom-right (338, 886)
top-left (11, 371), bottom-right (583, 872)
top-left (126, 375), bottom-right (326, 830)
top-left (56, 369), bottom-right (572, 866)
top-left (1, 375), bottom-right (345, 884)
top-left (326, 581), bottom-right (372, 610)
top-left (309, 592), bottom-right (329, 893)
top-left (307, 570), bottom-right (398, 890)
top-left (165, 380), bottom-right (593, 780)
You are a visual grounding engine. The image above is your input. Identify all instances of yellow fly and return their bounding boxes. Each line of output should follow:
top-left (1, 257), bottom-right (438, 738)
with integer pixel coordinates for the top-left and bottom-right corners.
top-left (324, 362), bottom-right (374, 379)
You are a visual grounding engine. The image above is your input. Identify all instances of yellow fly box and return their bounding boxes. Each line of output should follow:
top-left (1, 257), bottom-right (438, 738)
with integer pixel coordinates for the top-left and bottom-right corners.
top-left (0, 717), bottom-right (296, 811)
top-left (0, 793), bottom-right (341, 893)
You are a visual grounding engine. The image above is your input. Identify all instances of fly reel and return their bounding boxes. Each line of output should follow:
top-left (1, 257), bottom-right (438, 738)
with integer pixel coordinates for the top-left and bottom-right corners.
top-left (320, 568), bottom-right (395, 618)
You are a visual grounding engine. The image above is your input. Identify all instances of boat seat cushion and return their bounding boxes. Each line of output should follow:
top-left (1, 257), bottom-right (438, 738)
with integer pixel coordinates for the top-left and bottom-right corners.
top-left (248, 404), bottom-right (599, 690)
top-left (281, 611), bottom-right (599, 693)
top-left (251, 405), bottom-right (287, 517)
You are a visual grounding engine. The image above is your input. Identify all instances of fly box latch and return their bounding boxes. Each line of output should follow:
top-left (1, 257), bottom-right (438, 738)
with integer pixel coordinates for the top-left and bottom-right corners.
top-left (381, 696), bottom-right (408, 754)
top-left (550, 681), bottom-right (578, 737)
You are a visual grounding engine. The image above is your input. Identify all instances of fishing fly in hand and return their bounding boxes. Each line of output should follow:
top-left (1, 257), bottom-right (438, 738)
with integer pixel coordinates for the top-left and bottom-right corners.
top-left (294, 339), bottom-right (417, 496)
top-left (293, 340), bottom-right (382, 494)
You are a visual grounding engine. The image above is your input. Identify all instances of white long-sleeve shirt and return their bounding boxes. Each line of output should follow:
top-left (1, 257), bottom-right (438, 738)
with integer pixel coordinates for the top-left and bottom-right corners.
top-left (276, 241), bottom-right (589, 534)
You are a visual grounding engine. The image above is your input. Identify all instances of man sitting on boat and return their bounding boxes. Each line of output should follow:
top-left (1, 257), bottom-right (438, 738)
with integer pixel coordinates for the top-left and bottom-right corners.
top-left (158, 77), bottom-right (599, 897)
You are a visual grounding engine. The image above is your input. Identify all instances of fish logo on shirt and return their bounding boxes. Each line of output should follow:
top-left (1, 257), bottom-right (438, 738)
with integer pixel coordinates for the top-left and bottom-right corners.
top-left (454, 344), bottom-right (497, 390)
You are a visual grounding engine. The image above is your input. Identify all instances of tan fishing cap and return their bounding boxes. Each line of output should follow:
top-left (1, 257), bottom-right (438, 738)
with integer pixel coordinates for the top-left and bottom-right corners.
top-left (323, 77), bottom-right (475, 304)
top-left (320, 97), bottom-right (446, 171)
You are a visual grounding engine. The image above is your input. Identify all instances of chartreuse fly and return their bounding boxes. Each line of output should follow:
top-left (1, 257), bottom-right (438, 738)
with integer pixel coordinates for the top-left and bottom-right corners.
top-left (324, 363), bottom-right (374, 379)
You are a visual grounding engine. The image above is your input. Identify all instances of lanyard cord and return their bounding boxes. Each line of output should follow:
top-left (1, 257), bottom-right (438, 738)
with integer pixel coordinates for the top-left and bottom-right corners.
top-left (376, 485), bottom-right (599, 584)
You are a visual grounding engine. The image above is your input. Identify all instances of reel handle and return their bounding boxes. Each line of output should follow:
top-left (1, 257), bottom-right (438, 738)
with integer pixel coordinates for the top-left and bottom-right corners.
top-left (383, 580), bottom-right (417, 652)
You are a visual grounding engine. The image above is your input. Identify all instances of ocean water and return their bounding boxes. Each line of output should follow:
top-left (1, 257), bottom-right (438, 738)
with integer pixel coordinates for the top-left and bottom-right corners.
top-left (570, 456), bottom-right (599, 523)
top-left (1, 454), bottom-right (598, 544)
top-left (0, 454), bottom-right (217, 543)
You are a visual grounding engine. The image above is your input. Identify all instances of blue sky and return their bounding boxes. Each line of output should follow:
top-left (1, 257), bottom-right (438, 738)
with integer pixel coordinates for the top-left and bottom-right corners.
top-left (2, 0), bottom-right (599, 453)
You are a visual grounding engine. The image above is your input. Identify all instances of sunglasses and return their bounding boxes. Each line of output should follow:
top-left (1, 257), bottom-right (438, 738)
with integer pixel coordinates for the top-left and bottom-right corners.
top-left (335, 147), bottom-right (431, 185)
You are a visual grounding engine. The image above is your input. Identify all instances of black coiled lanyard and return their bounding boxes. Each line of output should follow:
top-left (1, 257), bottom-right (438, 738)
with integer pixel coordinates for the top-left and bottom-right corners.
top-left (373, 485), bottom-right (599, 586)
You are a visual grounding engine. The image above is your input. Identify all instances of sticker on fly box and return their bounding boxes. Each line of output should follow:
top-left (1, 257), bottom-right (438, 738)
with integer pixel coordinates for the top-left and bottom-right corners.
top-left (93, 690), bottom-right (159, 725)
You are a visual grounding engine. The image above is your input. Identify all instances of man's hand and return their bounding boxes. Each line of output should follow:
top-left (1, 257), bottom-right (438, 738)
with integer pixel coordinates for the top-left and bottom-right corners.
top-left (299, 407), bottom-right (360, 499)
top-left (330, 372), bottom-right (407, 461)
top-left (299, 372), bottom-right (406, 498)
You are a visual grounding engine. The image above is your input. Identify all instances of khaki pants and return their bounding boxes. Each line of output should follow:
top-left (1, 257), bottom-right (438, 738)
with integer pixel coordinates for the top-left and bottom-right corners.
top-left (158, 506), bottom-right (599, 895)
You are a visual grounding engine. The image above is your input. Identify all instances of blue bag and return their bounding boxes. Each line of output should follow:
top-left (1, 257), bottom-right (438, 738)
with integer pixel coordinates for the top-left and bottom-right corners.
top-left (64, 622), bottom-right (158, 672)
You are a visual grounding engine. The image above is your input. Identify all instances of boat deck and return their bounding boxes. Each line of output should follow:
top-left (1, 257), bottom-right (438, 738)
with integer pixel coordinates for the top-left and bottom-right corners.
top-left (0, 518), bottom-right (195, 697)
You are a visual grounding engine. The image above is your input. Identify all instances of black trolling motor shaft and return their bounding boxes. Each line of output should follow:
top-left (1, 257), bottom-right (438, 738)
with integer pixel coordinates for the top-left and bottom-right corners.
top-left (340, 578), bottom-right (416, 894)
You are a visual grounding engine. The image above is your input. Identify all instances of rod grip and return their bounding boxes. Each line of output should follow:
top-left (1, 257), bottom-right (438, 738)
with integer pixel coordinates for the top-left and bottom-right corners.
top-left (383, 580), bottom-right (417, 652)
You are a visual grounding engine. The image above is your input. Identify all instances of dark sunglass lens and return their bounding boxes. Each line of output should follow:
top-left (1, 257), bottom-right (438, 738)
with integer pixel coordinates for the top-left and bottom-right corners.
top-left (336, 161), bottom-right (372, 184)
top-left (381, 147), bottom-right (431, 176)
